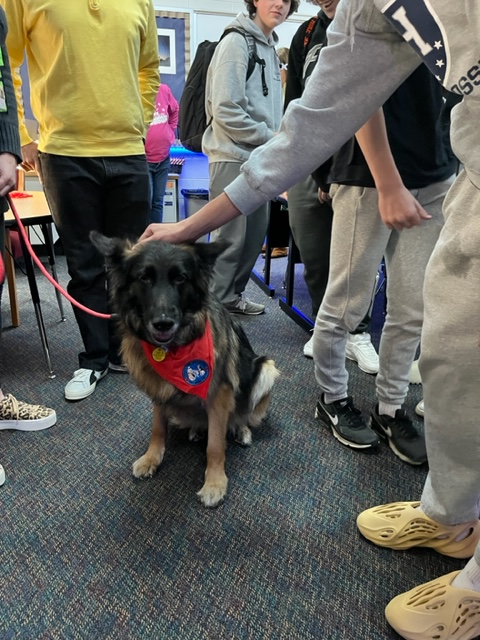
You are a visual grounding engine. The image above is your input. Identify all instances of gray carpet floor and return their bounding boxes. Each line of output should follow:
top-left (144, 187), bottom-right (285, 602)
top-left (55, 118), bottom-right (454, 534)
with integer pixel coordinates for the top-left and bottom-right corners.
top-left (0, 251), bottom-right (465, 640)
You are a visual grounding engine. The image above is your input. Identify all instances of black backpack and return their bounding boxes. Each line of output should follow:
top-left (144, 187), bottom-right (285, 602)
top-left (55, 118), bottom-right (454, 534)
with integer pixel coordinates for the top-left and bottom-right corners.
top-left (179, 28), bottom-right (266, 153)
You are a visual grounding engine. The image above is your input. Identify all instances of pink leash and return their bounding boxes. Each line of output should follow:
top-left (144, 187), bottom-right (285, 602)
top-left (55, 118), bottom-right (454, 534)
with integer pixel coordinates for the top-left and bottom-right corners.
top-left (6, 193), bottom-right (112, 320)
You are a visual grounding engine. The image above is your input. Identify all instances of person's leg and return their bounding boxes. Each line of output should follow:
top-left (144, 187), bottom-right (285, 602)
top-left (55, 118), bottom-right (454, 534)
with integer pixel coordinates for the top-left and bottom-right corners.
top-left (385, 542), bottom-right (480, 640)
top-left (313, 185), bottom-right (388, 448)
top-left (357, 172), bottom-right (480, 639)
top-left (148, 157), bottom-right (170, 224)
top-left (313, 185), bottom-right (389, 399)
top-left (209, 162), bottom-right (264, 310)
top-left (288, 177), bottom-right (377, 362)
top-left (420, 170), bottom-right (480, 525)
top-left (147, 162), bottom-right (155, 215)
top-left (288, 175), bottom-right (333, 317)
top-left (233, 202), bottom-right (268, 297)
top-left (39, 154), bottom-right (112, 373)
top-left (369, 178), bottom-right (453, 464)
top-left (0, 209), bottom-right (4, 335)
top-left (375, 176), bottom-right (452, 409)
top-left (103, 154), bottom-right (150, 364)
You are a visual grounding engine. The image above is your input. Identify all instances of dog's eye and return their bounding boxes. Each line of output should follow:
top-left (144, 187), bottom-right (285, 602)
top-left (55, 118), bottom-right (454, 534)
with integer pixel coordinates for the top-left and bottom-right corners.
top-left (174, 274), bottom-right (186, 284)
top-left (138, 273), bottom-right (152, 284)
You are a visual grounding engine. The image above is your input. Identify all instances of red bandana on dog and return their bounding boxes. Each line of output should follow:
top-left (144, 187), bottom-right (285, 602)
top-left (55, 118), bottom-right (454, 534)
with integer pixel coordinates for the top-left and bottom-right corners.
top-left (141, 320), bottom-right (213, 400)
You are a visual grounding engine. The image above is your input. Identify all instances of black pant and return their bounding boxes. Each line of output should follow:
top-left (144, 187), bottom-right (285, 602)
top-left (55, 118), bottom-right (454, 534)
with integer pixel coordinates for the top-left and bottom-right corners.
top-left (39, 153), bottom-right (150, 371)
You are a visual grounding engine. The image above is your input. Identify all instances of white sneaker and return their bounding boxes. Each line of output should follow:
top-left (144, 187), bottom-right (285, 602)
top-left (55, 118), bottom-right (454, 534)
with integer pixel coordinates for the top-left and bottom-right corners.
top-left (409, 360), bottom-right (422, 384)
top-left (345, 333), bottom-right (379, 375)
top-left (65, 368), bottom-right (108, 401)
top-left (415, 399), bottom-right (424, 417)
top-left (224, 295), bottom-right (265, 315)
top-left (0, 464), bottom-right (5, 486)
top-left (303, 334), bottom-right (314, 358)
top-left (0, 394), bottom-right (57, 431)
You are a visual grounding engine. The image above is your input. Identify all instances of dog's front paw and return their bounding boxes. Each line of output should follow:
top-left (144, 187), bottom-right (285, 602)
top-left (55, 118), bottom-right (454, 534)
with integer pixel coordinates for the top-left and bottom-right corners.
top-left (197, 475), bottom-right (228, 508)
top-left (189, 426), bottom-right (206, 442)
top-left (132, 451), bottom-right (164, 479)
top-left (235, 425), bottom-right (252, 446)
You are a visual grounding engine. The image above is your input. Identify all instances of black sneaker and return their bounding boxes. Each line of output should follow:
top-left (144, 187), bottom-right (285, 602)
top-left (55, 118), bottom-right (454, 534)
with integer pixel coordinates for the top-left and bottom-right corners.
top-left (315, 395), bottom-right (380, 449)
top-left (370, 405), bottom-right (427, 465)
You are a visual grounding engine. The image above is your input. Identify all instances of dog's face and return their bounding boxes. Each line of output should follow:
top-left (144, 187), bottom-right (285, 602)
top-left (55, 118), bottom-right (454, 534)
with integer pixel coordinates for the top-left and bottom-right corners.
top-left (90, 232), bottom-right (226, 346)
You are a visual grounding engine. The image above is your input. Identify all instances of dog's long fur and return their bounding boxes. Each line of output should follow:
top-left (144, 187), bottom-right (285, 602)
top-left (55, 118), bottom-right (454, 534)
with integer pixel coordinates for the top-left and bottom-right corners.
top-left (91, 232), bottom-right (279, 507)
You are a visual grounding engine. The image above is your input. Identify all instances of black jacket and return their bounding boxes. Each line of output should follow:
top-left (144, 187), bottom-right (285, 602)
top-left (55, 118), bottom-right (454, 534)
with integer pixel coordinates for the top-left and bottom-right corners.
top-left (329, 64), bottom-right (458, 190)
top-left (285, 11), bottom-right (333, 187)
top-left (285, 11), bottom-right (331, 109)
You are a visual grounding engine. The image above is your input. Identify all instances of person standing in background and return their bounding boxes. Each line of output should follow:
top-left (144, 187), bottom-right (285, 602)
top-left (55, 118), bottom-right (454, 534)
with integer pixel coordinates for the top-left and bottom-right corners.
top-left (203, 0), bottom-right (298, 316)
top-left (261, 45), bottom-right (290, 261)
top-left (285, 0), bottom-right (379, 369)
top-left (2, 0), bottom-right (159, 401)
top-left (269, 45), bottom-right (289, 260)
top-left (145, 83), bottom-right (179, 224)
top-left (0, 5), bottom-right (56, 486)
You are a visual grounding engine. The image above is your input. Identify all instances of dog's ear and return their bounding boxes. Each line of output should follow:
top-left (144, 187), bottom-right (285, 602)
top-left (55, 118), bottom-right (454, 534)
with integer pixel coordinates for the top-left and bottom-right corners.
top-left (190, 240), bottom-right (229, 268)
top-left (90, 231), bottom-right (128, 264)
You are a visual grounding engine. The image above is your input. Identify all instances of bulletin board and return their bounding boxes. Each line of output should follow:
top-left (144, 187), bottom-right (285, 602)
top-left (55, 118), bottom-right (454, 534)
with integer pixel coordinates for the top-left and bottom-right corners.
top-left (155, 10), bottom-right (191, 104)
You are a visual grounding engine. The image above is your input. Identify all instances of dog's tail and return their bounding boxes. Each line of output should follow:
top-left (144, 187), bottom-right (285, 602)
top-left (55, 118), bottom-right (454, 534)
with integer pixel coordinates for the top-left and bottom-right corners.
top-left (248, 357), bottom-right (280, 427)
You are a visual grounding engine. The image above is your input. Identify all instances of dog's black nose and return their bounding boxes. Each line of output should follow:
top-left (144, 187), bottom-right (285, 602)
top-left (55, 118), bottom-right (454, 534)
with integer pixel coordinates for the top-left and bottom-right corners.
top-left (153, 319), bottom-right (175, 332)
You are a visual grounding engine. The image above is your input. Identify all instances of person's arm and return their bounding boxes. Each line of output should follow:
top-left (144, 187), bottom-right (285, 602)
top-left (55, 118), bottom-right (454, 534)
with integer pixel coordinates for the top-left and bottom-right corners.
top-left (0, 8), bottom-right (22, 195)
top-left (2, 1), bottom-right (29, 146)
top-left (168, 89), bottom-right (179, 132)
top-left (139, 193), bottom-right (240, 243)
top-left (140, 0), bottom-right (421, 244)
top-left (355, 108), bottom-right (431, 230)
top-left (1, 0), bottom-right (38, 173)
top-left (138, 1), bottom-right (161, 131)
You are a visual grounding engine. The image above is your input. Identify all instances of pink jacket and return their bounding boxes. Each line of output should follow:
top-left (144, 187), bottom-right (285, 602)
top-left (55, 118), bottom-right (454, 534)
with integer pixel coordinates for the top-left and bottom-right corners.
top-left (145, 84), bottom-right (179, 162)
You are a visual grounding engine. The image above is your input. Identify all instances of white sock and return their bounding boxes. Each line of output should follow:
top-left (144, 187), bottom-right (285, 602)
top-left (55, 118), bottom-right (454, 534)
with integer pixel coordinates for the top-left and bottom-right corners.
top-left (452, 556), bottom-right (480, 592)
top-left (378, 402), bottom-right (401, 418)
top-left (324, 393), bottom-right (348, 405)
top-left (415, 504), bottom-right (473, 542)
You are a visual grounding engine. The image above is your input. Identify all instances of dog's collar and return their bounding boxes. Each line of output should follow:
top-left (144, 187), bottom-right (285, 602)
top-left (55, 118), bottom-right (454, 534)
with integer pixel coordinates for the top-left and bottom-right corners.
top-left (141, 320), bottom-right (213, 400)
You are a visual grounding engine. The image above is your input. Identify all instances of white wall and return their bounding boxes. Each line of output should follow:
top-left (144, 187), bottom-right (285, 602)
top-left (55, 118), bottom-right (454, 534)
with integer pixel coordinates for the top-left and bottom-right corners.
top-left (154, 1), bottom-right (318, 53)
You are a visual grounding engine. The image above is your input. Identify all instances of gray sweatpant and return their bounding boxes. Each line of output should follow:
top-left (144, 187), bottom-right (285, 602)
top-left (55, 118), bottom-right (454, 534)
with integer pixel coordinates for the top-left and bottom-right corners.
top-left (420, 171), bottom-right (480, 566)
top-left (312, 176), bottom-right (454, 405)
top-left (209, 161), bottom-right (268, 305)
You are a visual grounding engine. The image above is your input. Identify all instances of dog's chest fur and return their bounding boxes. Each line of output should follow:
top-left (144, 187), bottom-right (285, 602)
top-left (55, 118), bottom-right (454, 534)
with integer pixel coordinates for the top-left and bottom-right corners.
top-left (121, 333), bottom-right (203, 408)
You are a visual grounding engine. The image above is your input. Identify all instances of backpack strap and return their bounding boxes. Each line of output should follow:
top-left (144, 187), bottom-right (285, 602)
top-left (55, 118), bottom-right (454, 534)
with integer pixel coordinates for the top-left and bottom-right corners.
top-left (302, 16), bottom-right (319, 58)
top-left (221, 28), bottom-right (268, 96)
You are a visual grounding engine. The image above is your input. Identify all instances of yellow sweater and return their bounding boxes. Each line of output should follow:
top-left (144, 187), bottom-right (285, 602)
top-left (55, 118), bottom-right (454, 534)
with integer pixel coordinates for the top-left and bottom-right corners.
top-left (2, 0), bottom-right (159, 156)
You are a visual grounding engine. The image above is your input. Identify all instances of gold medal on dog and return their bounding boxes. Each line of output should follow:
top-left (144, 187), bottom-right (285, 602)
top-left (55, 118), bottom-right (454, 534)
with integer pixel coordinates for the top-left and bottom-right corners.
top-left (152, 346), bottom-right (168, 362)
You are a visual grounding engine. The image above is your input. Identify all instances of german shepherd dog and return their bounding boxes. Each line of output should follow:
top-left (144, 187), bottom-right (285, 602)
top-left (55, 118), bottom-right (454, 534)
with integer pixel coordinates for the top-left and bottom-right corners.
top-left (90, 232), bottom-right (279, 507)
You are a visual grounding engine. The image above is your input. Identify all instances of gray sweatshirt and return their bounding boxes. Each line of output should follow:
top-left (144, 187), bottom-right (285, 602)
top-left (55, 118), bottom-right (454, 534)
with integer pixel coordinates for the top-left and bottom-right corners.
top-left (202, 13), bottom-right (283, 164)
top-left (226, 0), bottom-right (478, 214)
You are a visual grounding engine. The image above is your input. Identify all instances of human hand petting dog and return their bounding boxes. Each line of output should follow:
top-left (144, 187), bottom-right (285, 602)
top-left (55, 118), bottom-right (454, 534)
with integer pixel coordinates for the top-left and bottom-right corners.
top-left (139, 192), bottom-right (241, 244)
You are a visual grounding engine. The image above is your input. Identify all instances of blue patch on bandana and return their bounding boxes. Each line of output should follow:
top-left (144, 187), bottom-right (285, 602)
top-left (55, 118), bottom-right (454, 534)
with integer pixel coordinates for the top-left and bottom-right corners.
top-left (183, 360), bottom-right (210, 386)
